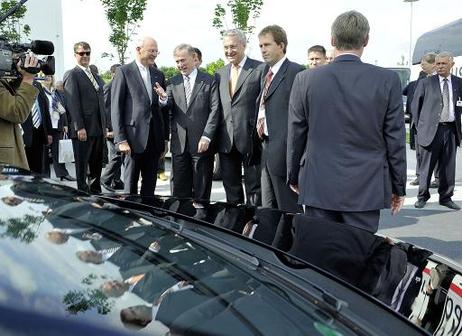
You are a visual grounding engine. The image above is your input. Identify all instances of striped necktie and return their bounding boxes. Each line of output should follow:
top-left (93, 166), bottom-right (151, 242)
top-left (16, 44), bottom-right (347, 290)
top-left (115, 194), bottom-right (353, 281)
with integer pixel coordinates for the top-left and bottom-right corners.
top-left (31, 99), bottom-right (42, 128)
top-left (184, 75), bottom-right (192, 107)
top-left (261, 69), bottom-right (273, 106)
top-left (85, 68), bottom-right (100, 91)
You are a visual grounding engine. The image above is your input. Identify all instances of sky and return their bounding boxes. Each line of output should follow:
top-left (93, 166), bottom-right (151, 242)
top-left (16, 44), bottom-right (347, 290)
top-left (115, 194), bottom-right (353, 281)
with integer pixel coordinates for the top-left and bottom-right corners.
top-left (23, 0), bottom-right (462, 75)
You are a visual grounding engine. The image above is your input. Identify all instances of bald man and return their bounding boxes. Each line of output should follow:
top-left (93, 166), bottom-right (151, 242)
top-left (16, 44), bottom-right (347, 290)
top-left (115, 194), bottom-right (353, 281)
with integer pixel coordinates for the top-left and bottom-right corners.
top-left (111, 37), bottom-right (167, 196)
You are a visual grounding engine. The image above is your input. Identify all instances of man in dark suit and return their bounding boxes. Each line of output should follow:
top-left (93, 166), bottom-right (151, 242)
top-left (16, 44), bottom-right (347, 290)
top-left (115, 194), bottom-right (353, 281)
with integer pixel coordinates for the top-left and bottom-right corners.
top-left (112, 37), bottom-right (166, 196)
top-left (412, 52), bottom-right (462, 210)
top-left (287, 10), bottom-right (406, 233)
top-left (64, 41), bottom-right (106, 194)
top-left (22, 79), bottom-right (53, 175)
top-left (215, 29), bottom-right (263, 206)
top-left (101, 63), bottom-right (124, 191)
top-left (256, 25), bottom-right (304, 213)
top-left (157, 44), bottom-right (220, 209)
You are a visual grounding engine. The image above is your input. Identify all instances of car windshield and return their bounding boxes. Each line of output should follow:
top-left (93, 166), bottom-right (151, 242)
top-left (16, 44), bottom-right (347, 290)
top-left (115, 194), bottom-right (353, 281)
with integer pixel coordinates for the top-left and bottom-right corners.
top-left (0, 176), bottom-right (356, 335)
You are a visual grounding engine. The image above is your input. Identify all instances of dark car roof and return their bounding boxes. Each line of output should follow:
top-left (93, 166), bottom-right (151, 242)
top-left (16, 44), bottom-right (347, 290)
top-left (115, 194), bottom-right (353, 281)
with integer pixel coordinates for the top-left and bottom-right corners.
top-left (0, 166), bottom-right (426, 335)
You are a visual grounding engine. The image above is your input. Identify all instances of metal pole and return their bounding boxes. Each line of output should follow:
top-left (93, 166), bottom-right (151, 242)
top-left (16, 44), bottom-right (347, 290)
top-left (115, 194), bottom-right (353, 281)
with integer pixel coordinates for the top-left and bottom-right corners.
top-left (409, 1), bottom-right (413, 65)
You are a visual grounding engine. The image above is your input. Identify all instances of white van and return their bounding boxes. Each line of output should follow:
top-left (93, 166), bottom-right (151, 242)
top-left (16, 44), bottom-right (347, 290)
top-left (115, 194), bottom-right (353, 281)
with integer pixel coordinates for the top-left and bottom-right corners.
top-left (411, 18), bottom-right (462, 80)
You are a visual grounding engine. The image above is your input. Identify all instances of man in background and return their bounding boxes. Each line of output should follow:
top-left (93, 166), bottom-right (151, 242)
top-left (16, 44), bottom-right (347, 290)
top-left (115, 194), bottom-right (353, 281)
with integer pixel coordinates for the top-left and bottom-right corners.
top-left (65, 41), bottom-right (106, 194)
top-left (307, 45), bottom-right (327, 68)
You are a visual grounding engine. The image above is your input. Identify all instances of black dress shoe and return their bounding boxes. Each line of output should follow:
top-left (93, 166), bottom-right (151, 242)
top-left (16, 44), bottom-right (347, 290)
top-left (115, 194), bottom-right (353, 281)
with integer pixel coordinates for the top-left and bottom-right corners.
top-left (60, 175), bottom-right (76, 181)
top-left (102, 182), bottom-right (115, 192)
top-left (439, 200), bottom-right (461, 210)
top-left (414, 199), bottom-right (427, 209)
top-left (113, 181), bottom-right (125, 190)
top-left (409, 178), bottom-right (419, 186)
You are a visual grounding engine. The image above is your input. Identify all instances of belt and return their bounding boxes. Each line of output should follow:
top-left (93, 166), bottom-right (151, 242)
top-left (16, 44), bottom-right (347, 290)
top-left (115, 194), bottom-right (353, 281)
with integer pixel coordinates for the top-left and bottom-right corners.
top-left (439, 121), bottom-right (455, 126)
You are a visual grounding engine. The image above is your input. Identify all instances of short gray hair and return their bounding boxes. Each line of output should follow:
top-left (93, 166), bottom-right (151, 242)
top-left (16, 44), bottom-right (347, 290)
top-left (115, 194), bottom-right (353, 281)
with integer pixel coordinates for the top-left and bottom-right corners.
top-left (331, 10), bottom-right (369, 50)
top-left (223, 29), bottom-right (247, 46)
top-left (421, 52), bottom-right (436, 64)
top-left (436, 51), bottom-right (454, 61)
top-left (173, 43), bottom-right (195, 57)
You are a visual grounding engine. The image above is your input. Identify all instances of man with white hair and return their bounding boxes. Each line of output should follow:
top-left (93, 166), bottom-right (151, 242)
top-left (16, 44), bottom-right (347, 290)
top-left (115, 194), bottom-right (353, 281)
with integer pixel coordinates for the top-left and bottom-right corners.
top-left (111, 37), bottom-right (167, 196)
top-left (412, 51), bottom-right (462, 210)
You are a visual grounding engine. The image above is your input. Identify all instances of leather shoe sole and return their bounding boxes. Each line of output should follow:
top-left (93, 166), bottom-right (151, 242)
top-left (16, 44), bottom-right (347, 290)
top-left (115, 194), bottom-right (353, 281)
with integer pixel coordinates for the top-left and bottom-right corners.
top-left (60, 175), bottom-right (76, 182)
top-left (414, 200), bottom-right (427, 209)
top-left (439, 200), bottom-right (461, 210)
top-left (102, 183), bottom-right (116, 192)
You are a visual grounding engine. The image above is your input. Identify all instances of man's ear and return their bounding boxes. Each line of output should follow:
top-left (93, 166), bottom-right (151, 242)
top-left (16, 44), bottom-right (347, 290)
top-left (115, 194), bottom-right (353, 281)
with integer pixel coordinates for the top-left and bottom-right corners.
top-left (331, 36), bottom-right (336, 47)
top-left (363, 34), bottom-right (369, 47)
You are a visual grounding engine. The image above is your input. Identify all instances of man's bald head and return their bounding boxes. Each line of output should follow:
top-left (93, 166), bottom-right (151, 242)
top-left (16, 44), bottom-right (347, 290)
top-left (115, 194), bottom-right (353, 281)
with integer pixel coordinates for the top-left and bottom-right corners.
top-left (136, 36), bottom-right (159, 66)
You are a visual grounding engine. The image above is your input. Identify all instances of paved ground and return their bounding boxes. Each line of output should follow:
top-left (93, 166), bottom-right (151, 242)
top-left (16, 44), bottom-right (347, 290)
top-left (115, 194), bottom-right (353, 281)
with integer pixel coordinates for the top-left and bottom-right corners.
top-left (53, 142), bottom-right (462, 264)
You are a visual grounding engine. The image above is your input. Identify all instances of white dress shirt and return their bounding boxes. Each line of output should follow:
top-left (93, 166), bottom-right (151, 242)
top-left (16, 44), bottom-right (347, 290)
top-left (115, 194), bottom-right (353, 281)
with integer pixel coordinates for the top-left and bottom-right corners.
top-left (257, 56), bottom-right (287, 136)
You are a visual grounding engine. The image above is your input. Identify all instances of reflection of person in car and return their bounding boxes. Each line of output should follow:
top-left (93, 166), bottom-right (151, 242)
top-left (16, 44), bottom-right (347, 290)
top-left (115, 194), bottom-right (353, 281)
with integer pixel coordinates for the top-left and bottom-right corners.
top-left (45, 228), bottom-right (101, 245)
top-left (1, 196), bottom-right (24, 206)
top-left (120, 281), bottom-right (192, 329)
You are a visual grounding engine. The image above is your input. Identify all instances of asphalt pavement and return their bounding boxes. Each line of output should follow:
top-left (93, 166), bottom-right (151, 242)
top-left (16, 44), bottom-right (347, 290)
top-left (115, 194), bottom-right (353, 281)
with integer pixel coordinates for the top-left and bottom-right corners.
top-left (53, 142), bottom-right (462, 264)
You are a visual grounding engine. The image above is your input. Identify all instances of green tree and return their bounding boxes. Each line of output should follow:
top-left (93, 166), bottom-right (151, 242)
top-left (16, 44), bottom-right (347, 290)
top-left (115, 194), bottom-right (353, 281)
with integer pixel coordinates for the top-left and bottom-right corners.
top-left (212, 0), bottom-right (264, 39)
top-left (204, 58), bottom-right (225, 76)
top-left (0, 0), bottom-right (31, 43)
top-left (159, 66), bottom-right (180, 81)
top-left (100, 0), bottom-right (147, 64)
top-left (0, 214), bottom-right (43, 244)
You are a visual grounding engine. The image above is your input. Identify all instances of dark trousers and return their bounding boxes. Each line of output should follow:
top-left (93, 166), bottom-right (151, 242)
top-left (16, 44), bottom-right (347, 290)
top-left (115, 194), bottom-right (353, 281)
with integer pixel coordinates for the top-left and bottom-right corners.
top-left (25, 126), bottom-right (47, 175)
top-left (172, 149), bottom-right (213, 203)
top-left (50, 129), bottom-right (70, 178)
top-left (415, 130), bottom-right (439, 181)
top-left (124, 124), bottom-right (160, 196)
top-left (73, 135), bottom-right (104, 193)
top-left (101, 139), bottom-right (123, 186)
top-left (304, 206), bottom-right (381, 233)
top-left (418, 123), bottom-right (456, 203)
top-left (219, 145), bottom-right (261, 206)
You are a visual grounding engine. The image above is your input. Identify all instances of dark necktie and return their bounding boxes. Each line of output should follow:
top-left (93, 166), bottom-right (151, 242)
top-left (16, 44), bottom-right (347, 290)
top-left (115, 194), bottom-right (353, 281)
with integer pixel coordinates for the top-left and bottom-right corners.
top-left (441, 78), bottom-right (450, 122)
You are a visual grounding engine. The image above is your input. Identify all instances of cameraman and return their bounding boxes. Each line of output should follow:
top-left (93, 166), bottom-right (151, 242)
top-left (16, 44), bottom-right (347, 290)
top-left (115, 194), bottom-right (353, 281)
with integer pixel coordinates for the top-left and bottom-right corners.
top-left (0, 53), bottom-right (39, 169)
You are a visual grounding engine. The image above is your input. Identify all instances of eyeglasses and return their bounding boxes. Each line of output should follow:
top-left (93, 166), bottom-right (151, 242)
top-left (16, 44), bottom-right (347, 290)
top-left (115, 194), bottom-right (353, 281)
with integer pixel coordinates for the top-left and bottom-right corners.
top-left (76, 51), bottom-right (91, 56)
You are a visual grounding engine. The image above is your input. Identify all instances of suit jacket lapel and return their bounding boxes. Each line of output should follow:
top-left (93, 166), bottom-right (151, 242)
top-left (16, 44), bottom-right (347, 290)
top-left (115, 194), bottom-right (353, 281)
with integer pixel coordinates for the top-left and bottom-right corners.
top-left (129, 61), bottom-right (150, 104)
top-left (188, 71), bottom-right (204, 109)
top-left (174, 77), bottom-right (188, 111)
top-left (233, 60), bottom-right (253, 99)
top-left (451, 75), bottom-right (460, 110)
top-left (223, 64), bottom-right (232, 99)
top-left (265, 59), bottom-right (289, 100)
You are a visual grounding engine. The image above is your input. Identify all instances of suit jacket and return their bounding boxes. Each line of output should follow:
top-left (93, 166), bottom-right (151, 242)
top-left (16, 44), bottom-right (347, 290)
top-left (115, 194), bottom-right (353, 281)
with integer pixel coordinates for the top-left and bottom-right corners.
top-left (103, 81), bottom-right (113, 132)
top-left (64, 66), bottom-right (106, 138)
top-left (258, 59), bottom-right (304, 177)
top-left (167, 70), bottom-right (220, 155)
top-left (111, 61), bottom-right (166, 153)
top-left (215, 57), bottom-right (262, 156)
top-left (21, 81), bottom-right (53, 147)
top-left (0, 80), bottom-right (38, 169)
top-left (412, 74), bottom-right (462, 147)
top-left (287, 54), bottom-right (407, 211)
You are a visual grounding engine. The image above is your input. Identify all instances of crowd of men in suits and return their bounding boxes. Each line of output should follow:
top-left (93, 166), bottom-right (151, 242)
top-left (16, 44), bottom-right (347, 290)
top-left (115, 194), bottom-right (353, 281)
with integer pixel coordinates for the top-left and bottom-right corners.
top-left (8, 10), bottom-right (461, 234)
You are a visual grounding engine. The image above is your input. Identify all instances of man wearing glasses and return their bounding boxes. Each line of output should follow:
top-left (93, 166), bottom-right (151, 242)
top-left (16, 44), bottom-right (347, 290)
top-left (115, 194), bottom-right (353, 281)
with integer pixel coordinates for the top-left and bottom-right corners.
top-left (111, 37), bottom-right (167, 197)
top-left (64, 41), bottom-right (106, 194)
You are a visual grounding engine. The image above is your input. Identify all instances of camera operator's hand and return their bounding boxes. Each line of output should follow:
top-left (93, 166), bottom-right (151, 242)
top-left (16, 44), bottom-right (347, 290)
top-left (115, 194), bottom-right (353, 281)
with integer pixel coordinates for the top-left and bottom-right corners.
top-left (77, 128), bottom-right (87, 142)
top-left (17, 53), bottom-right (39, 85)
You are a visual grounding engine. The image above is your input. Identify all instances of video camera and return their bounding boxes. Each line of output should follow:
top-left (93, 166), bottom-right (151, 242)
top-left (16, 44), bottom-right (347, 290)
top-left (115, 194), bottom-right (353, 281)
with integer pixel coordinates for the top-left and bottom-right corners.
top-left (0, 0), bottom-right (55, 78)
top-left (0, 38), bottom-right (55, 77)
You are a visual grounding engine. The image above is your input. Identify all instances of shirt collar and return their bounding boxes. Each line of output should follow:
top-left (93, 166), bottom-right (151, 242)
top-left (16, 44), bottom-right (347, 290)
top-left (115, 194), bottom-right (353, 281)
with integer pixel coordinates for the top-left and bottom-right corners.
top-left (184, 67), bottom-right (198, 79)
top-left (235, 55), bottom-right (247, 68)
top-left (439, 74), bottom-right (451, 83)
top-left (77, 64), bottom-right (89, 72)
top-left (135, 60), bottom-right (149, 71)
top-left (270, 56), bottom-right (287, 75)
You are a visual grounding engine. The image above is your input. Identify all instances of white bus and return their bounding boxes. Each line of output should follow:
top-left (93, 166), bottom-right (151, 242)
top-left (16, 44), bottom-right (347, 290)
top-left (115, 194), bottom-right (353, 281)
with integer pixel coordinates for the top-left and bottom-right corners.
top-left (411, 18), bottom-right (462, 80)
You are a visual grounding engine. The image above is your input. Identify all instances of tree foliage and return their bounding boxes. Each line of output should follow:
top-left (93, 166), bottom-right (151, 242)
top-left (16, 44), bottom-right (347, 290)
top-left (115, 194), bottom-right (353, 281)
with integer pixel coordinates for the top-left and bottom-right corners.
top-left (0, 214), bottom-right (43, 243)
top-left (212, 0), bottom-right (264, 39)
top-left (0, 0), bottom-right (31, 43)
top-left (100, 0), bottom-right (147, 64)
